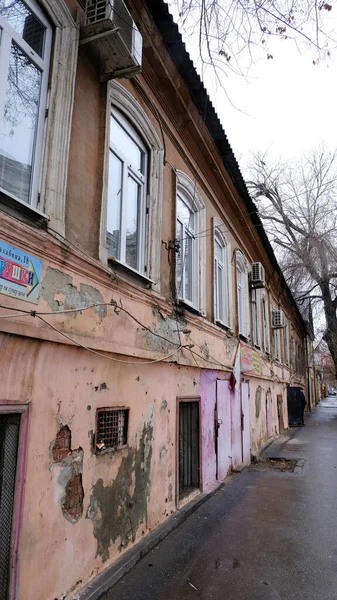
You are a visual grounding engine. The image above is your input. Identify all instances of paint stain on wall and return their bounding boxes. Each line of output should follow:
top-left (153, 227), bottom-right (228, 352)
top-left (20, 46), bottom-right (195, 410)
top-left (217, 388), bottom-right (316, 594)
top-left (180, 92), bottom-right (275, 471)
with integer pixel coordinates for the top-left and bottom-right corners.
top-left (86, 421), bottom-right (153, 561)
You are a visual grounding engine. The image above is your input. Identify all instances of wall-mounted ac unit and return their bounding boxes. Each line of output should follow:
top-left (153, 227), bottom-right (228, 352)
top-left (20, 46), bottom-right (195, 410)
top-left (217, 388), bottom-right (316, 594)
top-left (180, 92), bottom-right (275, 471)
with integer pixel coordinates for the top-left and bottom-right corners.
top-left (272, 309), bottom-right (286, 329)
top-left (81, 0), bottom-right (142, 80)
top-left (250, 262), bottom-right (265, 288)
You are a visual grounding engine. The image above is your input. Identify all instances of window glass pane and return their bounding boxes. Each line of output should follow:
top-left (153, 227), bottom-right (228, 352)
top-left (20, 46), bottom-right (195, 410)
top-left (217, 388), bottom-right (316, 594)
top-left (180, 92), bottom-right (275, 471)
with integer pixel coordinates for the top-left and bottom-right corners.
top-left (238, 287), bottom-right (243, 332)
top-left (184, 233), bottom-right (193, 302)
top-left (0, 0), bottom-right (45, 57)
top-left (106, 152), bottom-right (123, 258)
top-left (125, 175), bottom-right (140, 270)
top-left (177, 195), bottom-right (193, 229)
top-left (110, 114), bottom-right (143, 173)
top-left (214, 237), bottom-right (223, 264)
top-left (0, 42), bottom-right (41, 203)
top-left (176, 220), bottom-right (183, 296)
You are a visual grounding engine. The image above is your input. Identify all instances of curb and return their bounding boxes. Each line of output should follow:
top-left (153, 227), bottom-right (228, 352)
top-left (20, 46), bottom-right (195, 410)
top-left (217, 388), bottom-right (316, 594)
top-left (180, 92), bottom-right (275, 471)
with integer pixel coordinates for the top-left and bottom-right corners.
top-left (74, 481), bottom-right (225, 600)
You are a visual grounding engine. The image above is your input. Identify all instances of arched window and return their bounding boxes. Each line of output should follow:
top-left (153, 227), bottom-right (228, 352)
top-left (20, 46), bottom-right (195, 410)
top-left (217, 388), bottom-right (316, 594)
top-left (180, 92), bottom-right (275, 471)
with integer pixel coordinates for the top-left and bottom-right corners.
top-left (101, 82), bottom-right (164, 283)
top-left (213, 218), bottom-right (232, 327)
top-left (106, 107), bottom-right (148, 273)
top-left (175, 171), bottom-right (205, 312)
top-left (236, 250), bottom-right (249, 337)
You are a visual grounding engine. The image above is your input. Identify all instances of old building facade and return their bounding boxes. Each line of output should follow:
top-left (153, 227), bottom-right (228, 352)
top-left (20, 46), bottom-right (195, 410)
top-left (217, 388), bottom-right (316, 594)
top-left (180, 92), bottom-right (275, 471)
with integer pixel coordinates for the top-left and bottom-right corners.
top-left (0, 1), bottom-right (311, 599)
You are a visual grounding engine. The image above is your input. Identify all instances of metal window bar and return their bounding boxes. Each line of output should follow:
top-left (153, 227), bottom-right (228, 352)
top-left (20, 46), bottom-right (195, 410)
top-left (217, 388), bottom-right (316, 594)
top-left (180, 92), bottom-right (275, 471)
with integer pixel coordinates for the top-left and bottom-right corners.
top-left (96, 409), bottom-right (128, 450)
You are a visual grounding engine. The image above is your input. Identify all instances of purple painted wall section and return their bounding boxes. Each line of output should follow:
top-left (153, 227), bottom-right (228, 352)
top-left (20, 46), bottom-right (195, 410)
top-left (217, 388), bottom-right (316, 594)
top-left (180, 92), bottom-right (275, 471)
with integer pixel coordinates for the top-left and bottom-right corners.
top-left (200, 370), bottom-right (218, 491)
top-left (216, 380), bottom-right (232, 480)
top-left (231, 387), bottom-right (242, 468)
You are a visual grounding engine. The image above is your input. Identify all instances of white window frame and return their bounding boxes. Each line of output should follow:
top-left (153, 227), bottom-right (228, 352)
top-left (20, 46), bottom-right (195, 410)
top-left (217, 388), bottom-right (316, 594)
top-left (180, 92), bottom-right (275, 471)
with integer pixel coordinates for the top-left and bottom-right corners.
top-left (0, 0), bottom-right (52, 207)
top-left (107, 107), bottom-right (148, 274)
top-left (273, 326), bottom-right (281, 362)
top-left (262, 291), bottom-right (271, 354)
top-left (251, 287), bottom-right (262, 348)
top-left (213, 217), bottom-right (232, 328)
top-left (236, 250), bottom-right (249, 338)
top-left (0, 1), bottom-right (78, 233)
top-left (100, 81), bottom-right (164, 285)
top-left (175, 170), bottom-right (206, 313)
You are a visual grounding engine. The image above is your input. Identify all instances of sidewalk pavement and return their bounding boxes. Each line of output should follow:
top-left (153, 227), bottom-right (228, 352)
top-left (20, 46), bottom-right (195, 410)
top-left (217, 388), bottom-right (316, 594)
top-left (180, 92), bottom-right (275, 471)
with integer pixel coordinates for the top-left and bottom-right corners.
top-left (103, 400), bottom-right (337, 600)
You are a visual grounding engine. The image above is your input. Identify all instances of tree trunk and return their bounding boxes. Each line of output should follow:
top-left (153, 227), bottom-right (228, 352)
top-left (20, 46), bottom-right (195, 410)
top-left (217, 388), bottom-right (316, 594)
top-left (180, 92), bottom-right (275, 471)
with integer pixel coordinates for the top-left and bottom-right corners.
top-left (321, 283), bottom-right (337, 378)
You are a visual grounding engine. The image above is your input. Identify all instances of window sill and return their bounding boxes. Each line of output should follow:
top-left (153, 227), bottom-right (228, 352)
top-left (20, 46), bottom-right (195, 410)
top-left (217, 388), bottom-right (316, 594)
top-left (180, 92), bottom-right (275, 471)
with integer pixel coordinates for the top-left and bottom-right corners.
top-left (239, 334), bottom-right (249, 343)
top-left (0, 189), bottom-right (49, 226)
top-left (108, 257), bottom-right (156, 289)
top-left (178, 299), bottom-right (203, 316)
top-left (95, 444), bottom-right (128, 456)
top-left (215, 320), bottom-right (233, 334)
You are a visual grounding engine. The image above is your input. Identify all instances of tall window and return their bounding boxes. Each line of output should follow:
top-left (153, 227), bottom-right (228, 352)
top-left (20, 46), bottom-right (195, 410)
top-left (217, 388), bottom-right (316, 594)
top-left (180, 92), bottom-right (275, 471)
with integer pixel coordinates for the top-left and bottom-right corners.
top-left (283, 318), bottom-right (289, 365)
top-left (106, 108), bottom-right (148, 273)
top-left (175, 173), bottom-right (205, 311)
top-left (251, 288), bottom-right (262, 347)
top-left (176, 190), bottom-right (195, 304)
top-left (213, 219), bottom-right (231, 327)
top-left (262, 292), bottom-right (271, 354)
top-left (236, 251), bottom-right (249, 337)
top-left (0, 0), bottom-right (52, 206)
top-left (273, 327), bottom-right (281, 361)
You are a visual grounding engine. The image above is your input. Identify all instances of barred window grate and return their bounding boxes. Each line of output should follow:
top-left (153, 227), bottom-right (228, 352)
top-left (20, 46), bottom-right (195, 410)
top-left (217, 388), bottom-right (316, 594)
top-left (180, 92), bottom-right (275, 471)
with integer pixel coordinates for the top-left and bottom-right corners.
top-left (96, 408), bottom-right (129, 452)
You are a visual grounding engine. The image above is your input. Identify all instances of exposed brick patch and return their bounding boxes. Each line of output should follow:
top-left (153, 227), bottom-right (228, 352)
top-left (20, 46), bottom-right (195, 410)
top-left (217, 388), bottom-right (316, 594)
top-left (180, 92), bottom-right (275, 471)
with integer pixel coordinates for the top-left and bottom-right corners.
top-left (52, 426), bottom-right (71, 463)
top-left (62, 473), bottom-right (84, 522)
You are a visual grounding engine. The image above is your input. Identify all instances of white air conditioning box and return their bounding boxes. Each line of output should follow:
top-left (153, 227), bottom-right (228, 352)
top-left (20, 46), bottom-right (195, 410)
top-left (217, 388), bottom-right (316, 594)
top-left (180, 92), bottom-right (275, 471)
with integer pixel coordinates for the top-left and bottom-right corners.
top-left (81, 0), bottom-right (142, 80)
top-left (272, 309), bottom-right (286, 329)
top-left (250, 262), bottom-right (265, 288)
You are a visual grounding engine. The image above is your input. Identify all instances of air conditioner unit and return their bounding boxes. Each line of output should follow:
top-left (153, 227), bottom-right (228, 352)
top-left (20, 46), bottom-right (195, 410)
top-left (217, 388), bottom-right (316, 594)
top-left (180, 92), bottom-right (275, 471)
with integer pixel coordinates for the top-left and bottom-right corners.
top-left (81, 0), bottom-right (142, 80)
top-left (250, 262), bottom-right (265, 288)
top-left (272, 309), bottom-right (286, 329)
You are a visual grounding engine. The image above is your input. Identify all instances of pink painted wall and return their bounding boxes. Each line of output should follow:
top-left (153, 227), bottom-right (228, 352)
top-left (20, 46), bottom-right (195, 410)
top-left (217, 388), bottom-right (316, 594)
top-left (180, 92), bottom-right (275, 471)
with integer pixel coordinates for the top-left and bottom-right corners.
top-left (231, 387), bottom-right (242, 468)
top-left (200, 370), bottom-right (218, 491)
top-left (216, 379), bottom-right (232, 480)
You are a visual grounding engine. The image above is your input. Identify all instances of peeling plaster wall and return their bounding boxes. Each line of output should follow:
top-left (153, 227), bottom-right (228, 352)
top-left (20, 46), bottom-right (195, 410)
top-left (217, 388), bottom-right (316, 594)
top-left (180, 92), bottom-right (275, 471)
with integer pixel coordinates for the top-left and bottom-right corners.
top-left (0, 333), bottom-right (202, 600)
top-left (248, 378), bottom-right (288, 454)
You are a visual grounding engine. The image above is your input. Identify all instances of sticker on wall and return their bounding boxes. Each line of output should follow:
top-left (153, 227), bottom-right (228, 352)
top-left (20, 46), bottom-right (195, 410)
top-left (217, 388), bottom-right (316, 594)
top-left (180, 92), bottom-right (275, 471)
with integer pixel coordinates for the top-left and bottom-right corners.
top-left (0, 240), bottom-right (42, 304)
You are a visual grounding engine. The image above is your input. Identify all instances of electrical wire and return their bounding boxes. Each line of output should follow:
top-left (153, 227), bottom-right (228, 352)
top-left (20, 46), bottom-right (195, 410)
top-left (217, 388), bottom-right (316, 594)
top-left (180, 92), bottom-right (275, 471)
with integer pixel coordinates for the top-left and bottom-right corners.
top-left (36, 314), bottom-right (185, 365)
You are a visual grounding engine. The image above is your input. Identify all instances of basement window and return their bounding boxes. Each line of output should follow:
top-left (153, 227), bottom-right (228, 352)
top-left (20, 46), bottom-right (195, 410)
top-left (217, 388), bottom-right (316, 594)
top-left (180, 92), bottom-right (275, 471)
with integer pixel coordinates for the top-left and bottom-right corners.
top-left (95, 408), bottom-right (129, 453)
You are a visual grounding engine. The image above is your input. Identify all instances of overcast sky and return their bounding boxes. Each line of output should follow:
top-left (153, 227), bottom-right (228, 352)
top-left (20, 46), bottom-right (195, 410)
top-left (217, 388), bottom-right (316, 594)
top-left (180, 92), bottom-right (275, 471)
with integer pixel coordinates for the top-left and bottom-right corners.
top-left (168, 4), bottom-right (337, 173)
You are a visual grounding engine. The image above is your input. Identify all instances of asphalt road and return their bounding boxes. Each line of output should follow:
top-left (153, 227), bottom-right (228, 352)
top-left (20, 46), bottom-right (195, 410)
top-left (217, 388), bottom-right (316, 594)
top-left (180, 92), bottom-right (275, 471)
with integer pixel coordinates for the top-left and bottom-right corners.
top-left (105, 399), bottom-right (337, 600)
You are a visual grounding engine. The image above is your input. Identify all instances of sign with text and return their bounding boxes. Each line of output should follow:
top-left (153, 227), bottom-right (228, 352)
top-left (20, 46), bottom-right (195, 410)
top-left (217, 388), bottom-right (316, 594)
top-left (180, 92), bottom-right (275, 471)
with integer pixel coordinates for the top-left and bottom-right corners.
top-left (240, 343), bottom-right (262, 376)
top-left (0, 240), bottom-right (42, 304)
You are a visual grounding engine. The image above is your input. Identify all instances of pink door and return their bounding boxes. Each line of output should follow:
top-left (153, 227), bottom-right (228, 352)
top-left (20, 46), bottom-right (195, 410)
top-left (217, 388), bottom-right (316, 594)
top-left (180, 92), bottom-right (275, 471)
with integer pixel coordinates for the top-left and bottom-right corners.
top-left (231, 387), bottom-right (242, 468)
top-left (216, 380), bottom-right (232, 480)
top-left (241, 383), bottom-right (251, 466)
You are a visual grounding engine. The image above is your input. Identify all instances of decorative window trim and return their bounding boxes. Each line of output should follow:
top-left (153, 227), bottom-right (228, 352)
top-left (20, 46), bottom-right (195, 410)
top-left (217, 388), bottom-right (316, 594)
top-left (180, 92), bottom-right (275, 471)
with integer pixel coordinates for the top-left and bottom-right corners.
top-left (175, 170), bottom-right (206, 314)
top-left (36, 0), bottom-right (79, 235)
top-left (213, 217), bottom-right (232, 329)
top-left (235, 250), bottom-right (249, 338)
top-left (100, 81), bottom-right (164, 286)
top-left (283, 317), bottom-right (290, 366)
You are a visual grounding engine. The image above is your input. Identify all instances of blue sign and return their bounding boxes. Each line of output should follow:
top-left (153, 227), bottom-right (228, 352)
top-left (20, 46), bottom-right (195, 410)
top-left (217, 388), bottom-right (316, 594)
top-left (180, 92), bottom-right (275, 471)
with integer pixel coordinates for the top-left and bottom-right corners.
top-left (0, 240), bottom-right (42, 304)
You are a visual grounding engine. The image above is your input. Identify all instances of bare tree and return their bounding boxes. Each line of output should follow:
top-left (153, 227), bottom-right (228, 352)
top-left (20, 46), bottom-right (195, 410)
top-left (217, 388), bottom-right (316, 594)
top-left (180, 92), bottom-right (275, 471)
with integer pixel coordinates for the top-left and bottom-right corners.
top-left (247, 147), bottom-right (337, 376)
top-left (169, 0), bottom-right (336, 76)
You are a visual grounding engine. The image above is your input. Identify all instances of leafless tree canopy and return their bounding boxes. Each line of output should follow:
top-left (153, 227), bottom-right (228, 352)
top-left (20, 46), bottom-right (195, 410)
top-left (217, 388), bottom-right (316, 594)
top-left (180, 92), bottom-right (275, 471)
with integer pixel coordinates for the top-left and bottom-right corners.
top-left (170, 0), bottom-right (336, 76)
top-left (248, 148), bottom-right (337, 375)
